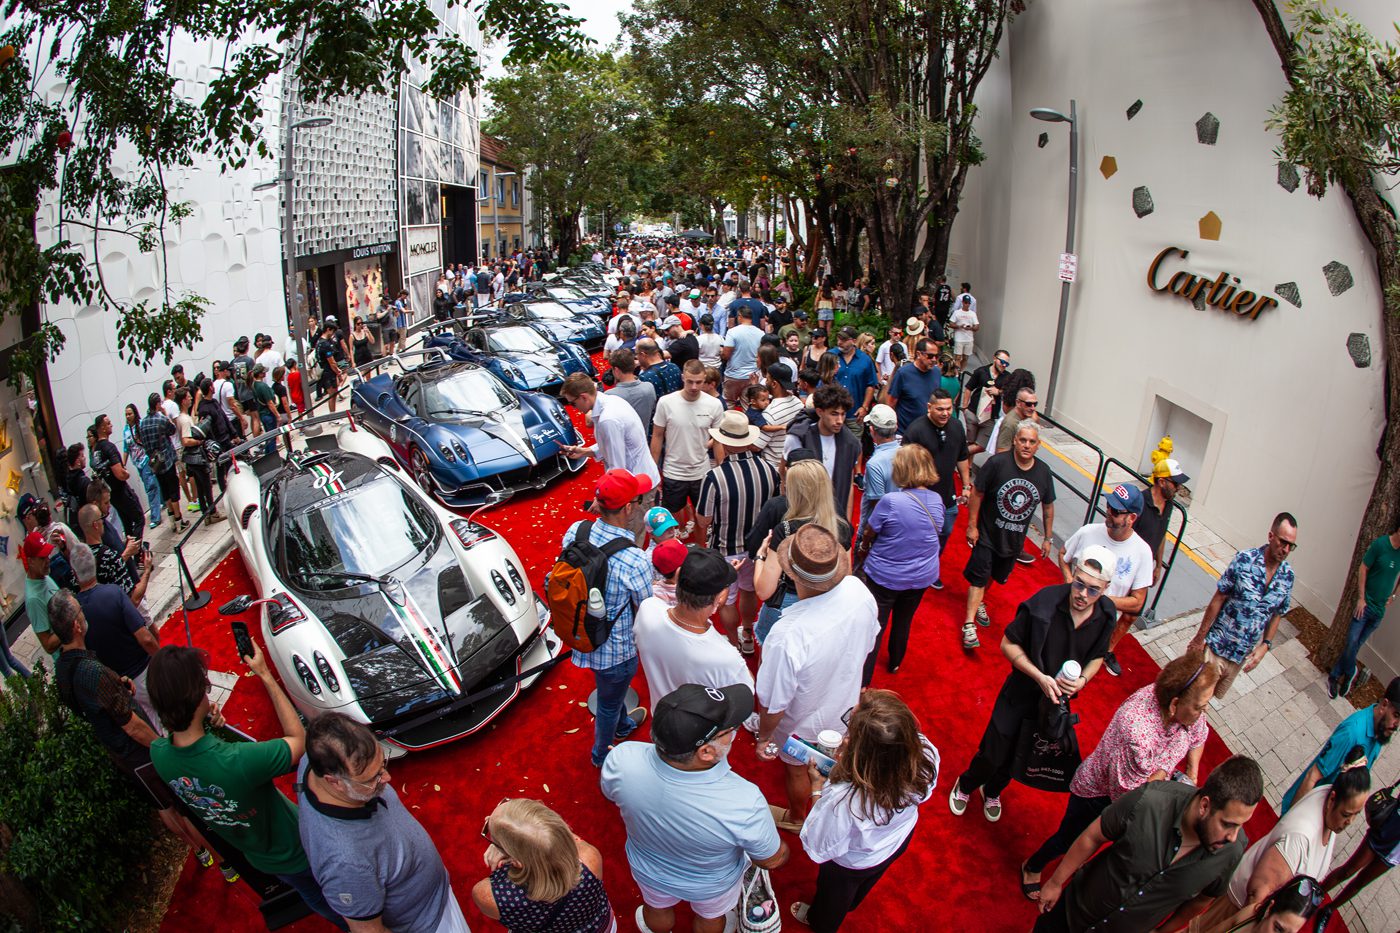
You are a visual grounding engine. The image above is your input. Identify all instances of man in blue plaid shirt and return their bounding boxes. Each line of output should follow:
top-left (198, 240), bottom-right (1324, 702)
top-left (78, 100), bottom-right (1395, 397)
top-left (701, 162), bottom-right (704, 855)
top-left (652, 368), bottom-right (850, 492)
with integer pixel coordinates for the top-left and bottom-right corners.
top-left (137, 392), bottom-right (187, 531)
top-left (562, 468), bottom-right (657, 767)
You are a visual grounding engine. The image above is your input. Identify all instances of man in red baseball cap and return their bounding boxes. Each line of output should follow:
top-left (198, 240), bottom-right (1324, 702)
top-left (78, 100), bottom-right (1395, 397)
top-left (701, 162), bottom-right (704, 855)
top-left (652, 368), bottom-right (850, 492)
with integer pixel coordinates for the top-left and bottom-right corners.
top-left (561, 468), bottom-right (657, 768)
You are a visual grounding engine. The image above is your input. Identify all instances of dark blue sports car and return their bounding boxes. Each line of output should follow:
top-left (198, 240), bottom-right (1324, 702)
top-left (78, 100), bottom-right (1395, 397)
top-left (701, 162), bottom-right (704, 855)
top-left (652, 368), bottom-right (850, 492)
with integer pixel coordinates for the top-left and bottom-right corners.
top-left (422, 322), bottom-right (595, 393)
top-left (504, 300), bottom-right (605, 349)
top-left (351, 357), bottom-right (586, 508)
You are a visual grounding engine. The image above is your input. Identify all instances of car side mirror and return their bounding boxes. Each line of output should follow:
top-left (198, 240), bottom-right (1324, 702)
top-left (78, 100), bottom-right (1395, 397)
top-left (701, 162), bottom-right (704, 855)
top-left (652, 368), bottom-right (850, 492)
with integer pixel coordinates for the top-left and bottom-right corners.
top-left (219, 595), bottom-right (254, 615)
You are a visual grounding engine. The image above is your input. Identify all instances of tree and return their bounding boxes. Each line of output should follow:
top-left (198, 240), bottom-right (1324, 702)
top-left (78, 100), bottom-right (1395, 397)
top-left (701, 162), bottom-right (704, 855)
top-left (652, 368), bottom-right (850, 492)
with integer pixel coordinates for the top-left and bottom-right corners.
top-left (625, 0), bottom-right (1020, 310)
top-left (1250, 0), bottom-right (1399, 666)
top-left (483, 52), bottom-right (648, 263)
top-left (0, 0), bottom-right (587, 384)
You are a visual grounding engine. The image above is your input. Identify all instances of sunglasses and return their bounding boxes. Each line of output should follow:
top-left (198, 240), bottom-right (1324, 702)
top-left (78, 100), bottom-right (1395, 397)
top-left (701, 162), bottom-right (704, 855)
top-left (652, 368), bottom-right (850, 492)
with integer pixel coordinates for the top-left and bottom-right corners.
top-left (995, 358), bottom-right (1010, 366)
top-left (1270, 533), bottom-right (1299, 552)
top-left (1019, 400), bottom-right (1039, 408)
top-left (1071, 578), bottom-right (1104, 598)
top-left (481, 797), bottom-right (514, 858)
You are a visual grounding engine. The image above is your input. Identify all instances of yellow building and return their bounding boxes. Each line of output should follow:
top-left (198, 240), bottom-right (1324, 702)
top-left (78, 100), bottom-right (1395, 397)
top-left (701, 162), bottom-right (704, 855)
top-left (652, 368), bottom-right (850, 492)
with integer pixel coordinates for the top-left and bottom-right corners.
top-left (477, 134), bottom-right (524, 260)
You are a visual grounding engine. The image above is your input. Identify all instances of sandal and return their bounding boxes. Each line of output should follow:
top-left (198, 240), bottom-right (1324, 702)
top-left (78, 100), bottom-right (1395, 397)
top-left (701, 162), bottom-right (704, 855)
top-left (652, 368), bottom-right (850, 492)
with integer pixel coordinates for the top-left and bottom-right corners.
top-left (767, 803), bottom-right (805, 833)
top-left (1020, 863), bottom-right (1042, 902)
top-left (790, 902), bottom-right (811, 926)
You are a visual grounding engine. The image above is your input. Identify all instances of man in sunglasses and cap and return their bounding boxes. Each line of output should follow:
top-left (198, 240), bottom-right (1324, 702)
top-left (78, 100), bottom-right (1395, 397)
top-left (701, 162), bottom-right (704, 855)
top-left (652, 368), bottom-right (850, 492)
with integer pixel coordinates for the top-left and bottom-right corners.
top-left (602, 683), bottom-right (789, 933)
top-left (950, 546), bottom-right (1118, 826)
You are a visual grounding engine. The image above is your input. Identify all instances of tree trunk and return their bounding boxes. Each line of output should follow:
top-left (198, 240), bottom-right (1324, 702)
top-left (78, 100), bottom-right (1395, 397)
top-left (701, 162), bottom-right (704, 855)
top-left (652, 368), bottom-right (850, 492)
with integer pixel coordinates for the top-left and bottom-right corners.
top-left (1251, 0), bottom-right (1400, 667)
top-left (555, 209), bottom-right (581, 264)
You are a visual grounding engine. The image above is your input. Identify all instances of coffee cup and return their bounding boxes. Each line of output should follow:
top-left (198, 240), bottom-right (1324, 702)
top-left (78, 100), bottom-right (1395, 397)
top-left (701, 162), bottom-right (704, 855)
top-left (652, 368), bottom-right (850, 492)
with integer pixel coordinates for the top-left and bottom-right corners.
top-left (816, 729), bottom-right (842, 757)
top-left (1057, 660), bottom-right (1082, 682)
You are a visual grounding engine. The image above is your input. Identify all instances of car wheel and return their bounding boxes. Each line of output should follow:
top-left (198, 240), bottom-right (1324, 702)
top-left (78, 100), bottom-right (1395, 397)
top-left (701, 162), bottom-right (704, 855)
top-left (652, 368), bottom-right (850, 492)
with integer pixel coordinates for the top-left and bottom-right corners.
top-left (410, 447), bottom-right (437, 493)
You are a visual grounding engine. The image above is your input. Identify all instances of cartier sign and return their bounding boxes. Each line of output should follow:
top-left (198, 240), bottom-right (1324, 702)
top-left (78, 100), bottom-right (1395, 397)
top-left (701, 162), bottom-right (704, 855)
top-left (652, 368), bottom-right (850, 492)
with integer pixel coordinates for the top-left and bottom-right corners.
top-left (1146, 247), bottom-right (1279, 320)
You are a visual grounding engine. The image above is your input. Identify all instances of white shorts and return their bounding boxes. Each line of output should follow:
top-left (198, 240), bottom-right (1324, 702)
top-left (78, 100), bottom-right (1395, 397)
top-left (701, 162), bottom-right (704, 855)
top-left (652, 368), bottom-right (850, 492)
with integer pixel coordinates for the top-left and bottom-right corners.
top-left (724, 555), bottom-right (755, 606)
top-left (953, 337), bottom-right (974, 354)
top-left (636, 875), bottom-right (743, 919)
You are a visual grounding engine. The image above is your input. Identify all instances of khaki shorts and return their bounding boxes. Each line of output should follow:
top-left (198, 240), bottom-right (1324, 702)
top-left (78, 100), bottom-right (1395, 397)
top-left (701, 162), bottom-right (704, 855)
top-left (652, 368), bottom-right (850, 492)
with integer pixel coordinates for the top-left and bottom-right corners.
top-left (1206, 648), bottom-right (1243, 698)
top-left (724, 374), bottom-right (756, 404)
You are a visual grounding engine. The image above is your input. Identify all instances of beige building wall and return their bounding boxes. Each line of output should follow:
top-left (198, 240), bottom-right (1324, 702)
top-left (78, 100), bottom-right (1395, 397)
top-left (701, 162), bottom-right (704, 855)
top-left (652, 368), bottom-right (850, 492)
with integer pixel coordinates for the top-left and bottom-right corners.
top-left (952, 0), bottom-right (1399, 680)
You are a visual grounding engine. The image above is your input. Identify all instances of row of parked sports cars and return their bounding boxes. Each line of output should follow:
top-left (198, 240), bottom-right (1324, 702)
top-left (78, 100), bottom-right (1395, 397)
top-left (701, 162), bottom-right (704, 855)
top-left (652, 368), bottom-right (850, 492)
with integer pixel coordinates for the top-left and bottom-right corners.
top-left (214, 267), bottom-right (623, 754)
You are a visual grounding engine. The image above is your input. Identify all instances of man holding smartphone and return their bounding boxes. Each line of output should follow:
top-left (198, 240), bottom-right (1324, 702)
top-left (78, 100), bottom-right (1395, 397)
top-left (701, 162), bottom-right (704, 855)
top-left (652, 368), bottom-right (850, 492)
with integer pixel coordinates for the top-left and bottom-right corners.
top-left (146, 641), bottom-right (347, 928)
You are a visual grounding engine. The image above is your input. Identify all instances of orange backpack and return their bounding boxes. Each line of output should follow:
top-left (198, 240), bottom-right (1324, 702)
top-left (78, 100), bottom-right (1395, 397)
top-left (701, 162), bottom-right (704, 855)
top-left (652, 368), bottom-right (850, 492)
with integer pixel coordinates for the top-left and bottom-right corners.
top-left (546, 521), bottom-right (635, 652)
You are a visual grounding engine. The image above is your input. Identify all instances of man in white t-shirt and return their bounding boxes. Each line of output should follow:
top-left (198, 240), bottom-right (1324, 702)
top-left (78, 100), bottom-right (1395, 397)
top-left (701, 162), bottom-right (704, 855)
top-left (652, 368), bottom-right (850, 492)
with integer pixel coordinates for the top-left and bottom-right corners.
top-left (755, 525), bottom-right (879, 831)
top-left (875, 324), bottom-right (905, 387)
top-left (1059, 483), bottom-right (1155, 678)
top-left (254, 334), bottom-right (285, 385)
top-left (559, 374), bottom-right (660, 487)
top-left (948, 295), bottom-right (979, 366)
top-left (651, 361), bottom-right (724, 532)
top-left (634, 550), bottom-right (753, 714)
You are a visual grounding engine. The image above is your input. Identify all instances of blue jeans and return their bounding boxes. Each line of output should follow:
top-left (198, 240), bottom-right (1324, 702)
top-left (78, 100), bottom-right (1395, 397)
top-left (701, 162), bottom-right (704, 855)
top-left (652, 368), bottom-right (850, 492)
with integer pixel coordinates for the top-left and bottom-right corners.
top-left (755, 590), bottom-right (799, 645)
top-left (940, 500), bottom-right (959, 549)
top-left (591, 656), bottom-right (639, 766)
top-left (136, 459), bottom-right (163, 523)
top-left (259, 411), bottom-right (278, 457)
top-left (1331, 605), bottom-right (1383, 685)
top-left (275, 867), bottom-right (348, 930)
top-left (0, 633), bottom-right (31, 679)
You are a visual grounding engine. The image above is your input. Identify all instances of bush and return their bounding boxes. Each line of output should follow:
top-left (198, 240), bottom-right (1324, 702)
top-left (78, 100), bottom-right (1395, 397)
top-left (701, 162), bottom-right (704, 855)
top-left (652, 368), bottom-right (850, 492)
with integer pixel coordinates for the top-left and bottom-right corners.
top-left (0, 671), bottom-right (153, 931)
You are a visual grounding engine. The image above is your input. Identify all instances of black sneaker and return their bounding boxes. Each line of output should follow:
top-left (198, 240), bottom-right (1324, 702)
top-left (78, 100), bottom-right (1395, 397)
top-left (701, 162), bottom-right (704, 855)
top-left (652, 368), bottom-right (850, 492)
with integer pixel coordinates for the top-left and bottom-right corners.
top-left (1015, 552), bottom-right (1035, 565)
top-left (1313, 905), bottom-right (1335, 933)
top-left (1103, 651), bottom-right (1122, 677)
top-left (932, 580), bottom-right (944, 591)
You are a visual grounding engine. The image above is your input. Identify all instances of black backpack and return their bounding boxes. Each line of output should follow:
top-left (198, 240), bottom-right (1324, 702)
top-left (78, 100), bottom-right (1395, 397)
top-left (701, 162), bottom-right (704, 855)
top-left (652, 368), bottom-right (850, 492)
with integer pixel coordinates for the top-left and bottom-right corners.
top-left (545, 521), bottom-right (636, 652)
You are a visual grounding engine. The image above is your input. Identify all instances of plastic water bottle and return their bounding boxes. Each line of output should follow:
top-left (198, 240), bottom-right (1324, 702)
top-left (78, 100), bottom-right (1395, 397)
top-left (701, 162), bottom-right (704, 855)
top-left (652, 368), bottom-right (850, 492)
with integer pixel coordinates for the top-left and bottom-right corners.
top-left (750, 900), bottom-right (774, 921)
top-left (587, 587), bottom-right (606, 617)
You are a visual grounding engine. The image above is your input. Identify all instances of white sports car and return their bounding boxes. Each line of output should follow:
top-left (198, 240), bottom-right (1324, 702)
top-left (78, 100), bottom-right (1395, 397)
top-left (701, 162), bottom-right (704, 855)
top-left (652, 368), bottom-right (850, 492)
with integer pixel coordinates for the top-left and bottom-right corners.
top-left (218, 414), bottom-right (563, 752)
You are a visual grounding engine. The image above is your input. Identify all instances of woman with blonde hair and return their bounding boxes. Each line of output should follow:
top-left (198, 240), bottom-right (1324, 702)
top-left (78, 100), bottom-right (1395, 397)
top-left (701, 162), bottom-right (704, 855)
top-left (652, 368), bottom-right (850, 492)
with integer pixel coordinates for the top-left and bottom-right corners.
top-left (1018, 649), bottom-right (1221, 901)
top-left (472, 798), bottom-right (616, 932)
top-left (855, 445), bottom-right (944, 682)
top-left (793, 689), bottom-right (939, 930)
top-left (750, 457), bottom-right (853, 644)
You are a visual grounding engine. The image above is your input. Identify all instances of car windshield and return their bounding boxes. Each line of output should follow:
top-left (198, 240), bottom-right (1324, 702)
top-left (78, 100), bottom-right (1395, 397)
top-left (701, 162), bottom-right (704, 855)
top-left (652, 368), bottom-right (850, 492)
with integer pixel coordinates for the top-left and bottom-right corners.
top-left (488, 327), bottom-right (554, 354)
top-left (526, 301), bottom-right (577, 321)
top-left (545, 287), bottom-right (586, 302)
top-left (423, 368), bottom-right (518, 416)
top-left (282, 478), bottom-right (436, 583)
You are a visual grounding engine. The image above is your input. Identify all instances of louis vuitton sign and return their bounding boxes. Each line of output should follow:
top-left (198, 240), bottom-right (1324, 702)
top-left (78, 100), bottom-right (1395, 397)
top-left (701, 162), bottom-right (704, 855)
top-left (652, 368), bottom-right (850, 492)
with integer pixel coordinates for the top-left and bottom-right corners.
top-left (1147, 247), bottom-right (1280, 320)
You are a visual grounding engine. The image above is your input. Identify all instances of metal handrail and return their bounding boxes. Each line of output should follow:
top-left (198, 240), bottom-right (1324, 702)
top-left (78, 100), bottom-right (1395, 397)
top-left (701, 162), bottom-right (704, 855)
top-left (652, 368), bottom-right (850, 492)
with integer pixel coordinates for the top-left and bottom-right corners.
top-left (1088, 455), bottom-right (1192, 620)
top-left (1035, 410), bottom-right (1109, 526)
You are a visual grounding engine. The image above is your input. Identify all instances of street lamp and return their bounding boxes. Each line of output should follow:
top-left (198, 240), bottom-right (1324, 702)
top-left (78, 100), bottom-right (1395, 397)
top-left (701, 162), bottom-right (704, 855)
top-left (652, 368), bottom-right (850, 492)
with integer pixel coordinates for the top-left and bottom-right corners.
top-left (256, 114), bottom-right (334, 378)
top-left (1030, 101), bottom-right (1077, 415)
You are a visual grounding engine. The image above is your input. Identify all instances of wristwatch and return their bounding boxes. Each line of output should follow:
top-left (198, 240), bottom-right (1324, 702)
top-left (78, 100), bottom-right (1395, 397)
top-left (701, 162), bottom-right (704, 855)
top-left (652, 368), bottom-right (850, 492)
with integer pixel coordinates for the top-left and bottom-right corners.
top-left (1262, 639), bottom-right (1273, 650)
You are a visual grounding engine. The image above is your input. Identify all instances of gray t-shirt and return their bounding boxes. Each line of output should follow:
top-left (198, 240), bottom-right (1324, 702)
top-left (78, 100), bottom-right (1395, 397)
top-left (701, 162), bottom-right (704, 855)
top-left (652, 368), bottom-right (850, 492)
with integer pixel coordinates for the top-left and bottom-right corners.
top-left (296, 759), bottom-right (454, 932)
top-left (610, 379), bottom-right (658, 432)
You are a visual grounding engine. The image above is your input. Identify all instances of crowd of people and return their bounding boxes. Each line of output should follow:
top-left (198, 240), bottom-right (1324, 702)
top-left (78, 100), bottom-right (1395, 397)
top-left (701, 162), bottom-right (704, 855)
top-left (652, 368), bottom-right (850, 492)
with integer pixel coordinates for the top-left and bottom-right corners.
top-left (15, 236), bottom-right (1400, 933)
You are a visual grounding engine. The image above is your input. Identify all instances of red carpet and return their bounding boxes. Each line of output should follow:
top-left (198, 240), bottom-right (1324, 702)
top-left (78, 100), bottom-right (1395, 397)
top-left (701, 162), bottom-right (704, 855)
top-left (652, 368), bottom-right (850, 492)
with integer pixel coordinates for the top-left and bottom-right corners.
top-left (157, 409), bottom-right (1286, 933)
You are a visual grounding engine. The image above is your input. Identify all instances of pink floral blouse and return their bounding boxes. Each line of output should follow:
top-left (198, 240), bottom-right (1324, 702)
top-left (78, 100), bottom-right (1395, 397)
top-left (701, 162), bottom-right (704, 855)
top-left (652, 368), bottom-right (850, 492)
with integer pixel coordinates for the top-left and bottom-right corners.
top-left (1070, 684), bottom-right (1208, 800)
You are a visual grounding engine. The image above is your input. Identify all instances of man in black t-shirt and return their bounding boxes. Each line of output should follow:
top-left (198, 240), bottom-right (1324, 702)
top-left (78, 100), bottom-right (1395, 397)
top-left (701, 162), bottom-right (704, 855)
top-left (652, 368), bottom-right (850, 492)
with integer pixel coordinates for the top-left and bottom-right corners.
top-left (962, 420), bottom-right (1056, 649)
top-left (964, 350), bottom-right (1011, 455)
top-left (902, 389), bottom-right (971, 557)
top-left (933, 275), bottom-right (954, 325)
top-left (314, 323), bottom-right (342, 412)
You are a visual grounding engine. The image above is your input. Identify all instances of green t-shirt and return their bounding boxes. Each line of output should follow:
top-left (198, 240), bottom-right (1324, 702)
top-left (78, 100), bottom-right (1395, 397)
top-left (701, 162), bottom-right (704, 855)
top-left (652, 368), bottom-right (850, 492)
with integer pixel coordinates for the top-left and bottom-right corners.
top-left (24, 575), bottom-right (60, 660)
top-left (150, 733), bottom-right (308, 875)
top-left (250, 380), bottom-right (276, 416)
top-left (1362, 534), bottom-right (1400, 614)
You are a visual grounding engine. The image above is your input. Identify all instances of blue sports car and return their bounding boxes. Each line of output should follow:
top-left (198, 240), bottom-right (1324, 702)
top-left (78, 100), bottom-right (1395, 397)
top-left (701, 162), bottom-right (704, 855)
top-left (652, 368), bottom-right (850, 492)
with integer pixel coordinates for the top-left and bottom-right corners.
top-left (525, 282), bottom-right (611, 320)
top-left (504, 299), bottom-right (605, 349)
top-left (351, 356), bottom-right (586, 508)
top-left (422, 322), bottom-right (595, 393)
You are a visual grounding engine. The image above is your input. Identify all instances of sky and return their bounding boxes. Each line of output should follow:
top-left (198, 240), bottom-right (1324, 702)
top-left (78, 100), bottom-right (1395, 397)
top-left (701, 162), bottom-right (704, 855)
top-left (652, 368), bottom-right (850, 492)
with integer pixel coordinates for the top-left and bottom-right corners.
top-left (479, 0), bottom-right (630, 86)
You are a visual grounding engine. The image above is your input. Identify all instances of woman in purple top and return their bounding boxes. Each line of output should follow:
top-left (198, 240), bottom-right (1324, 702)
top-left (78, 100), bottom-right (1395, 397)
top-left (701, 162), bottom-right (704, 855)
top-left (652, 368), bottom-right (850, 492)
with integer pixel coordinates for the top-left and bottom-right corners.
top-left (472, 799), bottom-right (616, 933)
top-left (856, 445), bottom-right (945, 684)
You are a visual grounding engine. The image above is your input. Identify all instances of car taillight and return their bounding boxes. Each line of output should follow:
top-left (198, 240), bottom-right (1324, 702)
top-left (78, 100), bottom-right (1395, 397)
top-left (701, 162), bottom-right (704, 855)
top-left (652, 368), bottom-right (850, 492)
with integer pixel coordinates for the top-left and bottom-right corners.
top-left (314, 652), bottom-right (341, 693)
top-left (377, 457), bottom-right (400, 471)
top-left (269, 593), bottom-right (306, 634)
top-left (507, 562), bottom-right (526, 595)
top-left (451, 519), bottom-right (496, 550)
top-left (291, 654), bottom-right (321, 696)
top-left (240, 504), bottom-right (257, 529)
top-left (490, 569), bottom-right (516, 605)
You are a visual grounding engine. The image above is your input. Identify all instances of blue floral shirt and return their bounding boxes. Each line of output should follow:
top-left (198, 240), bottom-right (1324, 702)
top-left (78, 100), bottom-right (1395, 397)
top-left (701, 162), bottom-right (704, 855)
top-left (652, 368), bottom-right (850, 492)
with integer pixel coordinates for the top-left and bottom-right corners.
top-left (1205, 546), bottom-right (1294, 663)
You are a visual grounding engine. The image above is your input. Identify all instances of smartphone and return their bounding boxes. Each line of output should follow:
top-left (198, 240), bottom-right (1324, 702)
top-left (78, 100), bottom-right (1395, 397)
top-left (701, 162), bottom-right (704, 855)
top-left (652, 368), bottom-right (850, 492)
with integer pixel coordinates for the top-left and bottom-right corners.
top-left (781, 734), bottom-right (836, 776)
top-left (231, 621), bottom-right (255, 660)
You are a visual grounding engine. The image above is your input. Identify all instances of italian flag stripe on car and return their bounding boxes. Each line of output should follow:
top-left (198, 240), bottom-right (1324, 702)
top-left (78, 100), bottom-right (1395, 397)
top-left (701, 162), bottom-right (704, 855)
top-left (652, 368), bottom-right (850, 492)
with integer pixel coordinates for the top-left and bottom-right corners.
top-left (392, 595), bottom-right (461, 695)
top-left (309, 463), bottom-right (345, 494)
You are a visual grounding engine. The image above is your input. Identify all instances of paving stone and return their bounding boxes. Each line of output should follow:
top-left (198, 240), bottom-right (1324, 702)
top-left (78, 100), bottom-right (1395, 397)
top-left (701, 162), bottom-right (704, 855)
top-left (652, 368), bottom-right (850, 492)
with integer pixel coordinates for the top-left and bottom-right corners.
top-left (1283, 664), bottom-right (1314, 692)
top-left (1319, 702), bottom-right (1344, 728)
top-left (1259, 750), bottom-right (1289, 786)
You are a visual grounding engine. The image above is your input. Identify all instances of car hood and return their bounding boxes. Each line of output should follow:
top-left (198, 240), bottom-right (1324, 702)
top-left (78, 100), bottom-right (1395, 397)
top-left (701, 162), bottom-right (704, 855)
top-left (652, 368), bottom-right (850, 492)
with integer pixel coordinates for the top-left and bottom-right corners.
top-left (298, 543), bottom-right (519, 720)
top-left (435, 407), bottom-right (542, 466)
top-left (499, 352), bottom-right (564, 384)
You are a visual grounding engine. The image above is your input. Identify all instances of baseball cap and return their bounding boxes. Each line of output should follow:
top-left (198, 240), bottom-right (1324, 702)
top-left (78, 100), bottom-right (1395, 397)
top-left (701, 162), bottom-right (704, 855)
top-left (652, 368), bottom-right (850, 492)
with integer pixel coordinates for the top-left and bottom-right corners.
top-left (22, 530), bottom-right (54, 561)
top-left (659, 315), bottom-right (683, 332)
top-left (593, 469), bottom-right (655, 510)
top-left (785, 447), bottom-right (821, 466)
top-left (645, 506), bottom-right (680, 537)
top-left (1152, 458), bottom-right (1190, 484)
top-left (16, 493), bottom-right (39, 522)
top-left (792, 310), bottom-right (808, 320)
top-left (1102, 483), bottom-right (1144, 515)
top-left (652, 683), bottom-right (755, 757)
top-left (838, 325), bottom-right (859, 341)
top-left (651, 539), bottom-right (689, 578)
top-left (688, 288), bottom-right (701, 298)
top-left (766, 363), bottom-right (796, 393)
top-left (677, 547), bottom-right (738, 598)
top-left (1076, 545), bottom-right (1117, 583)
top-left (864, 404), bottom-right (897, 431)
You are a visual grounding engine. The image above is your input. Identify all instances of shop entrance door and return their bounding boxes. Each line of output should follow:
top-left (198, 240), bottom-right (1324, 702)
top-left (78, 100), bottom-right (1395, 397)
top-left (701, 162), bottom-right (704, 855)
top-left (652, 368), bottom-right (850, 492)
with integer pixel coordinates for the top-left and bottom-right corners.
top-left (441, 185), bottom-right (478, 267)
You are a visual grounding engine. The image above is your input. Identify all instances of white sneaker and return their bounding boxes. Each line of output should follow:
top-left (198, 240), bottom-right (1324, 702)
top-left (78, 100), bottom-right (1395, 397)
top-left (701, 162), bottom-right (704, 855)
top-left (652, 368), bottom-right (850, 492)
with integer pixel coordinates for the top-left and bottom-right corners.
top-left (737, 627), bottom-right (755, 655)
top-left (961, 624), bottom-right (980, 650)
top-left (949, 784), bottom-right (971, 816)
top-left (983, 795), bottom-right (1003, 822)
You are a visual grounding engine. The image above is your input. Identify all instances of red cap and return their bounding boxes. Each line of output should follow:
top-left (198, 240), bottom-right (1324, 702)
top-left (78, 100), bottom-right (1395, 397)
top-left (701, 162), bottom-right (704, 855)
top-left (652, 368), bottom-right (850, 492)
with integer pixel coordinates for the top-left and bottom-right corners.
top-left (651, 539), bottom-right (689, 577)
top-left (594, 469), bottom-right (655, 510)
top-left (22, 530), bottom-right (54, 561)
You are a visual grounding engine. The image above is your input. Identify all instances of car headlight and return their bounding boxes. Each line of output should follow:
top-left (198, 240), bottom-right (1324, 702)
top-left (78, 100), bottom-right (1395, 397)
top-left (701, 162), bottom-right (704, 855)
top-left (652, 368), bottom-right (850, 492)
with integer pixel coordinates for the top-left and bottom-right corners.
top-left (452, 440), bottom-right (468, 459)
top-left (291, 654), bottom-right (322, 696)
top-left (439, 443), bottom-right (456, 462)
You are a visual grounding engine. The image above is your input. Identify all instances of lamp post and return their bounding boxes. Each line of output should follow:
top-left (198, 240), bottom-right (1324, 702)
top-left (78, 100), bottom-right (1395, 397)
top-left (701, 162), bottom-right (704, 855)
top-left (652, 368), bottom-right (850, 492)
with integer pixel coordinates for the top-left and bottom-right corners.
top-left (256, 114), bottom-right (334, 377)
top-left (1030, 101), bottom-right (1078, 415)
